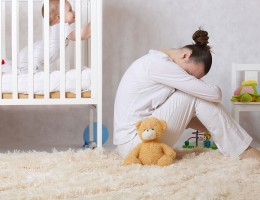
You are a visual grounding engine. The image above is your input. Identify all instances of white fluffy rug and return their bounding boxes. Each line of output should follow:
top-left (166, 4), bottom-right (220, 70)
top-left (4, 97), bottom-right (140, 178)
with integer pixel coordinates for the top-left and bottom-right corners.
top-left (0, 148), bottom-right (259, 200)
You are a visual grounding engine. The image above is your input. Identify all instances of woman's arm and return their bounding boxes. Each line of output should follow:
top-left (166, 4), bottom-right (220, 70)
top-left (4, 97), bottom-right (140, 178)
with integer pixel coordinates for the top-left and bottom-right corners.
top-left (147, 60), bottom-right (222, 102)
top-left (67, 23), bottom-right (91, 41)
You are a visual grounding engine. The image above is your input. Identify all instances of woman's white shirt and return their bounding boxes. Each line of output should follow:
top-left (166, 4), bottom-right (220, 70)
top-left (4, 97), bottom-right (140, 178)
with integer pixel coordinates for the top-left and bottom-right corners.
top-left (113, 50), bottom-right (222, 145)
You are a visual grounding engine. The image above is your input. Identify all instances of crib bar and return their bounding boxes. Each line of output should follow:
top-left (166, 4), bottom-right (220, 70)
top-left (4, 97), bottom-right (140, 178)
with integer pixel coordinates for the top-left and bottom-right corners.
top-left (12, 0), bottom-right (19, 99)
top-left (0, 0), bottom-right (6, 99)
top-left (0, 0), bottom-right (2, 98)
top-left (91, 0), bottom-right (97, 100)
top-left (87, 0), bottom-right (91, 68)
top-left (1, 1), bottom-right (5, 60)
top-left (0, 1), bottom-right (6, 61)
top-left (97, 0), bottom-right (103, 148)
top-left (89, 107), bottom-right (94, 144)
top-left (44, 0), bottom-right (50, 99)
top-left (60, 0), bottom-right (65, 99)
top-left (91, 0), bottom-right (99, 146)
top-left (28, 0), bottom-right (34, 99)
top-left (76, 0), bottom-right (82, 99)
top-left (81, 0), bottom-right (90, 67)
top-left (81, 1), bottom-right (86, 66)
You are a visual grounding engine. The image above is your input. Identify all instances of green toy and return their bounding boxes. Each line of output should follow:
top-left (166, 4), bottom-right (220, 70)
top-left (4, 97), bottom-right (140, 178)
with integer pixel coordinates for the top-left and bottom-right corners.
top-left (231, 80), bottom-right (260, 102)
top-left (183, 130), bottom-right (218, 150)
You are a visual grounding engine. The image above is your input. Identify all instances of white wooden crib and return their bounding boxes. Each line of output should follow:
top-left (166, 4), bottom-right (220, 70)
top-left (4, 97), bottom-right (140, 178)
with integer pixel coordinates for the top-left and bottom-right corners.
top-left (0, 0), bottom-right (103, 148)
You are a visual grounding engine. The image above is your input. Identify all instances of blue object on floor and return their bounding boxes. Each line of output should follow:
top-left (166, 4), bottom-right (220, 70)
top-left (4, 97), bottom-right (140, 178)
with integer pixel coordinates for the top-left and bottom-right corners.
top-left (204, 140), bottom-right (211, 147)
top-left (83, 122), bottom-right (109, 146)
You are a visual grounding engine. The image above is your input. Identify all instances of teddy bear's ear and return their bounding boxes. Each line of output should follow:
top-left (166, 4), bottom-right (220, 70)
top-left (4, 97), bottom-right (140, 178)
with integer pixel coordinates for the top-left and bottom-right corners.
top-left (136, 120), bottom-right (142, 129)
top-left (160, 120), bottom-right (167, 131)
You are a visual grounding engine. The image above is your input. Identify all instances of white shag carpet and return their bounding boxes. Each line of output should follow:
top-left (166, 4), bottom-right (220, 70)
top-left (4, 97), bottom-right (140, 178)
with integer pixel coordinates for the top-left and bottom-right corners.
top-left (0, 148), bottom-right (259, 200)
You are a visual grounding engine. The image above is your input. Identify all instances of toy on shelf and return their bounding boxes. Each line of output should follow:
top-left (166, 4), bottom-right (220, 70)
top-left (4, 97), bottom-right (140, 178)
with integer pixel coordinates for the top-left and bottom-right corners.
top-left (1, 59), bottom-right (5, 65)
top-left (183, 130), bottom-right (218, 150)
top-left (231, 80), bottom-right (260, 102)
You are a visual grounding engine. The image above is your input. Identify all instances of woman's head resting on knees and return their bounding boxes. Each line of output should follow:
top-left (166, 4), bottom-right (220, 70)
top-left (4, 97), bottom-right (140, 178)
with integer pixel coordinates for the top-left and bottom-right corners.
top-left (42, 0), bottom-right (75, 26)
top-left (163, 29), bottom-right (212, 79)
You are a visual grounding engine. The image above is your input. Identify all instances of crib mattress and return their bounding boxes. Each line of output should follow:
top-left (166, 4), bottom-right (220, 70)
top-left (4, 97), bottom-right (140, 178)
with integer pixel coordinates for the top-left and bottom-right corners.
top-left (1, 68), bottom-right (91, 99)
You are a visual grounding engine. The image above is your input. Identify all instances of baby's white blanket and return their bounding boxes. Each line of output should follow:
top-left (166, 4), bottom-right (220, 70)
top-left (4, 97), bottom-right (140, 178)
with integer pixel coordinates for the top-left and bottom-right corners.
top-left (1, 67), bottom-right (91, 94)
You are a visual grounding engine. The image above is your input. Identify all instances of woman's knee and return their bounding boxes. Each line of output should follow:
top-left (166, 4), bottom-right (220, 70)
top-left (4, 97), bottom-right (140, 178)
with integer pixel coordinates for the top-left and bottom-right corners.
top-left (195, 98), bottom-right (227, 128)
top-left (196, 98), bottom-right (222, 112)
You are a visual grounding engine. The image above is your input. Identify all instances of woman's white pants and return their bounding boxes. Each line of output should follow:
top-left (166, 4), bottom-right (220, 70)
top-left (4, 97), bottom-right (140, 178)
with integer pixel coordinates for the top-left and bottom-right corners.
top-left (117, 91), bottom-right (252, 158)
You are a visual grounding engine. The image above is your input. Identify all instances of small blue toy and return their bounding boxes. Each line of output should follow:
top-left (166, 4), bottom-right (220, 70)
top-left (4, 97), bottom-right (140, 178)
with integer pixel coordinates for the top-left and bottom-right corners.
top-left (83, 122), bottom-right (109, 149)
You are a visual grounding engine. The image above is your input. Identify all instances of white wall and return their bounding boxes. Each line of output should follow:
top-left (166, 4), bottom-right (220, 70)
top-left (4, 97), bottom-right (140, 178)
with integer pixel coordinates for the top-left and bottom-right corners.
top-left (0, 0), bottom-right (259, 151)
top-left (103, 0), bottom-right (260, 147)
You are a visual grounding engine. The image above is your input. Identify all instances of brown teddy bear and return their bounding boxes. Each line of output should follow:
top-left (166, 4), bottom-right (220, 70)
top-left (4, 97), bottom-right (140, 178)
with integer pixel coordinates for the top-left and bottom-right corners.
top-left (123, 117), bottom-right (176, 166)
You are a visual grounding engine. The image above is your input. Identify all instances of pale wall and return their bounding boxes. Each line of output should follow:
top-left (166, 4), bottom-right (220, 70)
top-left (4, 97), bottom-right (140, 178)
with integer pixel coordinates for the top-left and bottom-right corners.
top-left (0, 0), bottom-right (259, 151)
top-left (103, 0), bottom-right (260, 147)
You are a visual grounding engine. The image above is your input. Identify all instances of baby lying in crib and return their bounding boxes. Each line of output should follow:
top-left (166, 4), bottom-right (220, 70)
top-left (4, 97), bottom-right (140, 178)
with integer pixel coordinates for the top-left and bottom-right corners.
top-left (2, 0), bottom-right (90, 74)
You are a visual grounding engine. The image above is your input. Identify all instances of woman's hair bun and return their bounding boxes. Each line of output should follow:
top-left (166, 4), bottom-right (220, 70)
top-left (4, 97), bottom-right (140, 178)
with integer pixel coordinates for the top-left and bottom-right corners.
top-left (192, 29), bottom-right (209, 46)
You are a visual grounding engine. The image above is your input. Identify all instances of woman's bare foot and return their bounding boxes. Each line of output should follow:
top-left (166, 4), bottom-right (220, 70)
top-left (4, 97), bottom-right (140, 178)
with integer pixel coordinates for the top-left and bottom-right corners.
top-left (240, 146), bottom-right (260, 161)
